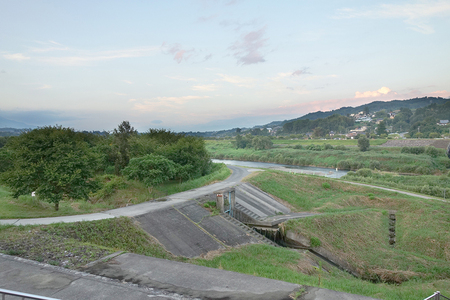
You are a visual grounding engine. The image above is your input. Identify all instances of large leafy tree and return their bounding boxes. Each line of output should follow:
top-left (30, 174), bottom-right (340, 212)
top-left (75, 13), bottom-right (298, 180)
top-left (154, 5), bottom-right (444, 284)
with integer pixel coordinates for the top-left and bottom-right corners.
top-left (2, 126), bottom-right (98, 210)
top-left (122, 154), bottom-right (178, 188)
top-left (113, 121), bottom-right (136, 174)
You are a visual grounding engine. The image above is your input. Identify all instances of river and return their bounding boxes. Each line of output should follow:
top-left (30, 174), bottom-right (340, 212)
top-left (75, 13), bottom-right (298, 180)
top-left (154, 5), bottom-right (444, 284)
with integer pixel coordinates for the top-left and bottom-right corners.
top-left (212, 159), bottom-right (348, 178)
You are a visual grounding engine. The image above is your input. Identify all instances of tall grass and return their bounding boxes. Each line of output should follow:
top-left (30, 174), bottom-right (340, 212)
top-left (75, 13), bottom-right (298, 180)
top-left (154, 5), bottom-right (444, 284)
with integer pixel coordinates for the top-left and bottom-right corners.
top-left (343, 169), bottom-right (450, 198)
top-left (207, 140), bottom-right (450, 174)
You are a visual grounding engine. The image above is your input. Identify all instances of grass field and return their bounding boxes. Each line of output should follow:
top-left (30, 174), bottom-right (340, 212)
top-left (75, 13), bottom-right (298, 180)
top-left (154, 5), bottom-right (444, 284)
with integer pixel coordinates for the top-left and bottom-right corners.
top-left (206, 139), bottom-right (450, 174)
top-left (272, 138), bottom-right (388, 146)
top-left (0, 163), bottom-right (231, 219)
top-left (1, 156), bottom-right (449, 299)
top-left (243, 170), bottom-right (450, 298)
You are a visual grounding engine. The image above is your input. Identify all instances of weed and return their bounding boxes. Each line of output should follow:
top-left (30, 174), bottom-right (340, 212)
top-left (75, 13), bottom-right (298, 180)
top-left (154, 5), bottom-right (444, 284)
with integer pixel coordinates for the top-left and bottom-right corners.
top-left (310, 236), bottom-right (321, 248)
top-left (322, 182), bottom-right (331, 189)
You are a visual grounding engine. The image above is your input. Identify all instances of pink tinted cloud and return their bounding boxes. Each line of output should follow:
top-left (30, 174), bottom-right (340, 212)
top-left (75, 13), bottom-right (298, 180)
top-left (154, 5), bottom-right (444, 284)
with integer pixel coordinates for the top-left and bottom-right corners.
top-left (230, 27), bottom-right (268, 65)
top-left (355, 86), bottom-right (396, 98)
top-left (163, 43), bottom-right (194, 64)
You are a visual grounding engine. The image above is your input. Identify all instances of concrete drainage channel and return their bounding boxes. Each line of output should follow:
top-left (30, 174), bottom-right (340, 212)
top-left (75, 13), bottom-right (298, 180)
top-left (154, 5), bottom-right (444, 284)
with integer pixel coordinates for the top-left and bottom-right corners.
top-left (214, 184), bottom-right (361, 279)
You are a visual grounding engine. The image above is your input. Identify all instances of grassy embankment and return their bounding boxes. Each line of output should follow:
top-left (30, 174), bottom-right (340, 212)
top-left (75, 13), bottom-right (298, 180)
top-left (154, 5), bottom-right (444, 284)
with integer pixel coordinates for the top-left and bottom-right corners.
top-left (206, 139), bottom-right (450, 175)
top-left (0, 163), bottom-right (231, 219)
top-left (1, 170), bottom-right (449, 299)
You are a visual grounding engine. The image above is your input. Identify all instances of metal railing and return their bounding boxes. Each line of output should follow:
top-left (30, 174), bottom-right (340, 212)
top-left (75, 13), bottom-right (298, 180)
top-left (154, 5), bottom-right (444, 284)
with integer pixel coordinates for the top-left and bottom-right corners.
top-left (424, 291), bottom-right (450, 300)
top-left (0, 288), bottom-right (60, 300)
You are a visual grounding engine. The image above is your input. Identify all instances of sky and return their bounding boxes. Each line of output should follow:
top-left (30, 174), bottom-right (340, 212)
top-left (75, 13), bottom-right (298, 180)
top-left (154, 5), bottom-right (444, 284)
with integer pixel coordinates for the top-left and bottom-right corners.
top-left (1, 0), bottom-right (450, 132)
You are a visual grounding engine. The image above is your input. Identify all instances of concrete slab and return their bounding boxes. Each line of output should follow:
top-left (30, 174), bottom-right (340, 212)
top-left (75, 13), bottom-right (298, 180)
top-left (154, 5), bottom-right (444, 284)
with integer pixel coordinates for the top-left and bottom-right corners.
top-left (175, 201), bottom-right (210, 223)
top-left (199, 215), bottom-right (260, 246)
top-left (235, 183), bottom-right (291, 219)
top-left (84, 252), bottom-right (301, 300)
top-left (0, 254), bottom-right (197, 300)
top-left (135, 206), bottom-right (224, 258)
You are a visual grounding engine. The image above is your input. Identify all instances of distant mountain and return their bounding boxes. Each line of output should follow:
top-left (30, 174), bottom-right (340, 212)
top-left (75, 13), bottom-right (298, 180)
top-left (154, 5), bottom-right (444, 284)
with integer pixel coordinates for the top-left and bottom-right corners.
top-left (277, 96), bottom-right (449, 125)
top-left (0, 115), bottom-right (35, 129)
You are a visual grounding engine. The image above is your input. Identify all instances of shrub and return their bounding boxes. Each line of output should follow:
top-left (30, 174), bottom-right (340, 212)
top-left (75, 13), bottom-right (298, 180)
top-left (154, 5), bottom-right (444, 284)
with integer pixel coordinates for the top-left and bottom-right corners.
top-left (401, 146), bottom-right (425, 155)
top-left (323, 143), bottom-right (334, 150)
top-left (310, 236), bottom-right (322, 248)
top-left (322, 182), bottom-right (331, 189)
top-left (335, 145), bottom-right (347, 151)
top-left (358, 136), bottom-right (370, 152)
top-left (337, 160), bottom-right (352, 170)
top-left (356, 168), bottom-right (372, 177)
top-left (350, 161), bottom-right (364, 170)
top-left (425, 146), bottom-right (440, 158)
top-left (369, 160), bottom-right (381, 170)
top-left (293, 144), bottom-right (303, 149)
top-left (306, 144), bottom-right (322, 151)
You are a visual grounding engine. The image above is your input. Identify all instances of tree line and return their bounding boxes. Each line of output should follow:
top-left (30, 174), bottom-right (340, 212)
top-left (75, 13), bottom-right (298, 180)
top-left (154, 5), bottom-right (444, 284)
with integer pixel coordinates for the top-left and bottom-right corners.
top-left (0, 122), bottom-right (211, 210)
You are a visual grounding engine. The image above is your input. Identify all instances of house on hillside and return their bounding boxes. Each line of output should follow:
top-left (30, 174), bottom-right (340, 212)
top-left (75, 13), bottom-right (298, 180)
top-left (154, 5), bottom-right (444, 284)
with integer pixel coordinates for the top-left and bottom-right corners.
top-left (438, 120), bottom-right (449, 126)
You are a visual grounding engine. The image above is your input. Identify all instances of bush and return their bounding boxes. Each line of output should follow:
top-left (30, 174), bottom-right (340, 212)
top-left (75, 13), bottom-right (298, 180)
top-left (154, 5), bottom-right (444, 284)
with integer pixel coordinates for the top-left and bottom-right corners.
top-left (358, 136), bottom-right (370, 152)
top-left (335, 145), bottom-right (347, 151)
top-left (310, 236), bottom-right (322, 248)
top-left (337, 160), bottom-right (352, 170)
top-left (356, 168), bottom-right (372, 177)
top-left (306, 144), bottom-right (322, 151)
top-left (293, 144), bottom-right (303, 149)
top-left (425, 146), bottom-right (440, 158)
top-left (369, 160), bottom-right (381, 170)
top-left (323, 144), bottom-right (334, 150)
top-left (322, 182), bottom-right (331, 189)
top-left (401, 146), bottom-right (425, 155)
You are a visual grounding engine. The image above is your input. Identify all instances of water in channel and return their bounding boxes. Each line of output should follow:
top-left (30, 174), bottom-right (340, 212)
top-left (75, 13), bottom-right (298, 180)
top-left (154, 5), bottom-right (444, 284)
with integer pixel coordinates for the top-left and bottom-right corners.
top-left (212, 159), bottom-right (348, 178)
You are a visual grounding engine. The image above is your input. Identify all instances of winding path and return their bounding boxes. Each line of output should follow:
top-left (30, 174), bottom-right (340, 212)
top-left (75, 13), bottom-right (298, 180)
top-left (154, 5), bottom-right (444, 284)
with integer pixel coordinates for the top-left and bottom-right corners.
top-left (1, 165), bottom-right (446, 226)
top-left (0, 166), bottom-right (259, 226)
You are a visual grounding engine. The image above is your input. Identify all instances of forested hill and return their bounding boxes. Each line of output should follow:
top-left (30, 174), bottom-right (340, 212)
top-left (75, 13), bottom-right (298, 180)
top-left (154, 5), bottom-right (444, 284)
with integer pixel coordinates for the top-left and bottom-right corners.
top-left (290, 97), bottom-right (448, 122)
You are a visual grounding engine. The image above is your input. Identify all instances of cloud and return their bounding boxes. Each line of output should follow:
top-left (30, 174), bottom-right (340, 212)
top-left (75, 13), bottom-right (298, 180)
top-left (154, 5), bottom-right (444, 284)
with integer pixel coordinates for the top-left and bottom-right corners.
top-left (3, 53), bottom-right (30, 61)
top-left (38, 47), bottom-right (158, 66)
top-left (292, 68), bottom-right (311, 76)
top-left (428, 90), bottom-right (450, 98)
top-left (355, 86), bottom-right (396, 98)
top-left (192, 84), bottom-right (217, 91)
top-left (216, 73), bottom-right (257, 88)
top-left (152, 120), bottom-right (163, 124)
top-left (115, 92), bottom-right (127, 96)
top-left (38, 84), bottom-right (51, 90)
top-left (162, 43), bottom-right (195, 64)
top-left (229, 27), bottom-right (268, 65)
top-left (123, 80), bottom-right (133, 84)
top-left (133, 95), bottom-right (210, 111)
top-left (336, 1), bottom-right (450, 34)
top-left (0, 70), bottom-right (5, 74)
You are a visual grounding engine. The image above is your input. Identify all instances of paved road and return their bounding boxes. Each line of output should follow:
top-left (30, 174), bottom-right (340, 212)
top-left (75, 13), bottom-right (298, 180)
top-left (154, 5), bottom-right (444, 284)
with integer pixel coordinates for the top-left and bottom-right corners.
top-left (0, 165), bottom-right (259, 226)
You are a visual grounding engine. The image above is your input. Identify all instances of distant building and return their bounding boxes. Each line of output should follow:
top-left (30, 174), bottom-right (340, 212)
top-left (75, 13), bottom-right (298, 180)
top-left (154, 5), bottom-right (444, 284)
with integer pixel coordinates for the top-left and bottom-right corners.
top-left (438, 120), bottom-right (449, 126)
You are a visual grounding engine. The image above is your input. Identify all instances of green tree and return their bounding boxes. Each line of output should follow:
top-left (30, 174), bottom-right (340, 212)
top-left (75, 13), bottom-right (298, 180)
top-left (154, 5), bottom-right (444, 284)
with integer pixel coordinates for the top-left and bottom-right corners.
top-left (376, 121), bottom-right (387, 136)
top-left (358, 136), bottom-right (370, 152)
top-left (113, 121), bottom-right (136, 174)
top-left (122, 154), bottom-right (178, 188)
top-left (313, 127), bottom-right (325, 138)
top-left (2, 126), bottom-right (98, 210)
top-left (363, 106), bottom-right (370, 115)
top-left (251, 136), bottom-right (273, 150)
